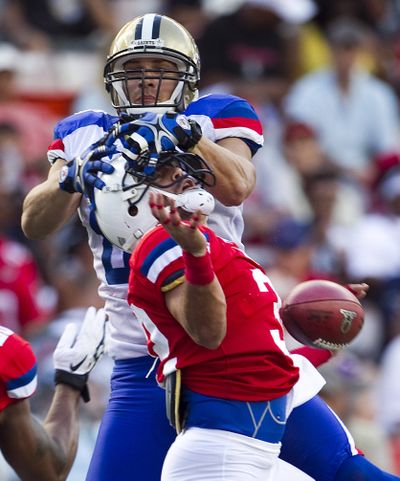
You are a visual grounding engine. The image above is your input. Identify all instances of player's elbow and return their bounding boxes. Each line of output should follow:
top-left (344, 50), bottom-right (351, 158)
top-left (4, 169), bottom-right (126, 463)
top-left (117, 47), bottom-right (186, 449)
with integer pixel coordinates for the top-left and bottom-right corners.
top-left (21, 197), bottom-right (47, 240)
top-left (217, 177), bottom-right (256, 206)
top-left (21, 215), bottom-right (40, 240)
top-left (194, 329), bottom-right (226, 349)
top-left (191, 312), bottom-right (227, 349)
top-left (21, 214), bottom-right (50, 241)
top-left (221, 189), bottom-right (247, 206)
top-left (202, 336), bottom-right (225, 350)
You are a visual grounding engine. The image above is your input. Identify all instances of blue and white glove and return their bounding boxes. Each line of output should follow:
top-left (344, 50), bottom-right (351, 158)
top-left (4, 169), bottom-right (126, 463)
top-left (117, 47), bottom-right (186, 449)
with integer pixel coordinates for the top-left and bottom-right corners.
top-left (59, 143), bottom-right (115, 196)
top-left (53, 307), bottom-right (108, 402)
top-left (104, 113), bottom-right (202, 172)
top-left (141, 112), bottom-right (203, 151)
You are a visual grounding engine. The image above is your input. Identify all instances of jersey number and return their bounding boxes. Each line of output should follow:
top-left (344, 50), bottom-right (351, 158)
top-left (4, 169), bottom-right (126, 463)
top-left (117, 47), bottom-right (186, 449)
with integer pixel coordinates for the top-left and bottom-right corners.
top-left (251, 269), bottom-right (290, 356)
top-left (102, 238), bottom-right (131, 285)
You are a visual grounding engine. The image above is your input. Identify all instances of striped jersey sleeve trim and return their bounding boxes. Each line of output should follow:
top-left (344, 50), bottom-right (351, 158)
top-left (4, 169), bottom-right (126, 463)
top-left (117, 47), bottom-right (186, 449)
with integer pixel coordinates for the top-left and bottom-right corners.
top-left (161, 272), bottom-right (185, 292)
top-left (214, 125), bottom-right (263, 147)
top-left (141, 237), bottom-right (180, 277)
top-left (213, 116), bottom-right (263, 135)
top-left (146, 245), bottom-right (183, 284)
top-left (6, 365), bottom-right (38, 400)
top-left (140, 231), bottom-right (211, 285)
top-left (48, 138), bottom-right (65, 151)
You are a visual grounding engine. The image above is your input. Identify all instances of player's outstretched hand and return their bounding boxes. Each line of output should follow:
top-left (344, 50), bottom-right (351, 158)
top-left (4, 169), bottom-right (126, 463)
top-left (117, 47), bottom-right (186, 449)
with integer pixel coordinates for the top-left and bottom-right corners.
top-left (149, 192), bottom-right (207, 256)
top-left (53, 306), bottom-right (108, 402)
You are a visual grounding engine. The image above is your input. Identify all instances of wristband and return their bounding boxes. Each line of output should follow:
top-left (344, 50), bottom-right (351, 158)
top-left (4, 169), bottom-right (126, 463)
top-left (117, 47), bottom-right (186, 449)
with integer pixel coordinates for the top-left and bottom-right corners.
top-left (54, 369), bottom-right (90, 402)
top-left (183, 250), bottom-right (214, 285)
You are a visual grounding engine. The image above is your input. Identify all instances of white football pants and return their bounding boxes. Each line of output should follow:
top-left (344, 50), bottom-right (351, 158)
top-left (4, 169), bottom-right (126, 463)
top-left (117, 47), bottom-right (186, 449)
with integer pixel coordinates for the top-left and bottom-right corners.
top-left (161, 427), bottom-right (315, 481)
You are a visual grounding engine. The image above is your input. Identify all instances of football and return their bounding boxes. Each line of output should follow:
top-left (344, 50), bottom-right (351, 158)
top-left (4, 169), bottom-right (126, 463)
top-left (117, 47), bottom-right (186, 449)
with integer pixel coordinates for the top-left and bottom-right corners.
top-left (280, 280), bottom-right (364, 350)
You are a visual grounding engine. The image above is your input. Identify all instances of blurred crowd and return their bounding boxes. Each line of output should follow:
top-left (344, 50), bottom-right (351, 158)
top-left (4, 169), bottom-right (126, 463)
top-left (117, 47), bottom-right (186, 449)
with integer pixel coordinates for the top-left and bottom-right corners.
top-left (0, 0), bottom-right (400, 478)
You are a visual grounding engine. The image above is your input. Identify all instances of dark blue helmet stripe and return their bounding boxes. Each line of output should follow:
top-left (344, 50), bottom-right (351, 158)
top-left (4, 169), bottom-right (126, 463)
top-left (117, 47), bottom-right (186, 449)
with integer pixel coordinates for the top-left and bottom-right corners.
top-left (152, 15), bottom-right (162, 38)
top-left (135, 17), bottom-right (144, 39)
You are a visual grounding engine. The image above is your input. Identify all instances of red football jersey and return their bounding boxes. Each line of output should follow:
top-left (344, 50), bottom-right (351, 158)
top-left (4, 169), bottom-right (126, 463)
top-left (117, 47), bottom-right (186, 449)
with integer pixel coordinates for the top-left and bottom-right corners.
top-left (128, 225), bottom-right (299, 402)
top-left (0, 326), bottom-right (38, 411)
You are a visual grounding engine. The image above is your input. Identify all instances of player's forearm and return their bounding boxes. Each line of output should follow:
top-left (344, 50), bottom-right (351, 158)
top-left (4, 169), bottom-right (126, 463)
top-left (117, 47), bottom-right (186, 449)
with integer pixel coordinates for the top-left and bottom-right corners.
top-left (182, 280), bottom-right (227, 349)
top-left (192, 137), bottom-right (255, 206)
top-left (18, 387), bottom-right (80, 481)
top-left (0, 411), bottom-right (62, 481)
top-left (0, 386), bottom-right (80, 481)
top-left (21, 162), bottom-right (80, 239)
top-left (42, 385), bottom-right (81, 481)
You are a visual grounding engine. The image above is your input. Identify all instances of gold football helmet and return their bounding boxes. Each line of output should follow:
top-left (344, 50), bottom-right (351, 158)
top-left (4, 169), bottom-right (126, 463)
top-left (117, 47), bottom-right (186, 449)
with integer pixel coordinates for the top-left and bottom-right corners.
top-left (104, 14), bottom-right (200, 114)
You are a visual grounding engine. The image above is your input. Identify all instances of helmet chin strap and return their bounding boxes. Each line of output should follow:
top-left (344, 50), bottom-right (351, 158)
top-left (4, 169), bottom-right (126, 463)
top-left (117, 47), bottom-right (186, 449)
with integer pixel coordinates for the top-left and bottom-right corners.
top-left (125, 105), bottom-right (171, 115)
top-left (151, 187), bottom-right (215, 216)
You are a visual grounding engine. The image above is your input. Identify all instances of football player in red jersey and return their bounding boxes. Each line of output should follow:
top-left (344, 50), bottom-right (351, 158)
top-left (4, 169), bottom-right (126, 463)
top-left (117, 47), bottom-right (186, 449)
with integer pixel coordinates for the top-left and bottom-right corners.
top-left (0, 307), bottom-right (107, 481)
top-left (128, 174), bottom-right (324, 480)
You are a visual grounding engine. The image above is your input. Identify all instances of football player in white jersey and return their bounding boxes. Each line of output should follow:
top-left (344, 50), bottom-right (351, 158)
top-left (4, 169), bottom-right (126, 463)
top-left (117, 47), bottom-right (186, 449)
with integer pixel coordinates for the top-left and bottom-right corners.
top-left (21, 12), bottom-right (399, 481)
top-left (22, 13), bottom-right (262, 481)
